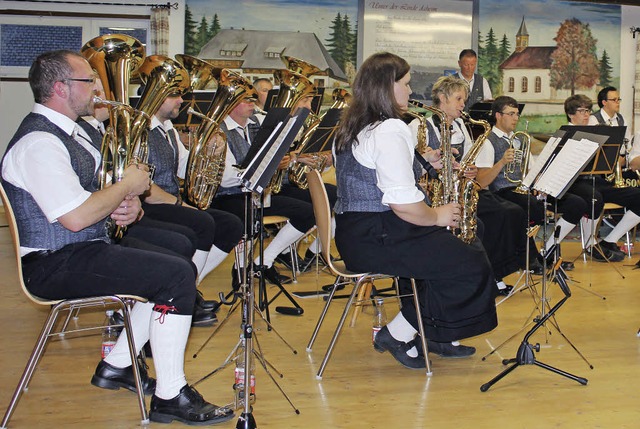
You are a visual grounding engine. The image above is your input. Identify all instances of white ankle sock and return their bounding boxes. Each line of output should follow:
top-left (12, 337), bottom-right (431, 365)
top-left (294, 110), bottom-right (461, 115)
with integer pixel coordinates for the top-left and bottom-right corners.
top-left (386, 312), bottom-right (419, 357)
top-left (255, 222), bottom-right (304, 267)
top-left (104, 302), bottom-right (153, 368)
top-left (150, 312), bottom-right (191, 399)
top-left (198, 246), bottom-right (229, 284)
top-left (604, 210), bottom-right (640, 243)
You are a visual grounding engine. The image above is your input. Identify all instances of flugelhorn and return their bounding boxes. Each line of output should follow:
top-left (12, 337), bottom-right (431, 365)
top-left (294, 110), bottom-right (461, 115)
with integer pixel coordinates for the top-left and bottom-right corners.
top-left (504, 125), bottom-right (532, 194)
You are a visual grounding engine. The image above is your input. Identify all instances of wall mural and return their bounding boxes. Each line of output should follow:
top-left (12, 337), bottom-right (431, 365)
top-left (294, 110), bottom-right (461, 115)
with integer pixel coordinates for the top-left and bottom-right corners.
top-left (478, 0), bottom-right (621, 133)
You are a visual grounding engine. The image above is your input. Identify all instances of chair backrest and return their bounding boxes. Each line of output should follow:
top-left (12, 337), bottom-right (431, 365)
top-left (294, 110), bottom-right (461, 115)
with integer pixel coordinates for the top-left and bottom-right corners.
top-left (306, 169), bottom-right (352, 278)
top-left (0, 182), bottom-right (60, 306)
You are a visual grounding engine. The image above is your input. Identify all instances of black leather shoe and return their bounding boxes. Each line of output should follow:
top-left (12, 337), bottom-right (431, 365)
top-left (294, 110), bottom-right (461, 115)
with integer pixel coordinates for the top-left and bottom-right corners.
top-left (192, 306), bottom-right (217, 327)
top-left (598, 241), bottom-right (626, 260)
top-left (427, 341), bottom-right (476, 358)
top-left (373, 326), bottom-right (426, 369)
top-left (195, 289), bottom-right (218, 312)
top-left (91, 360), bottom-right (156, 395)
top-left (589, 244), bottom-right (624, 262)
top-left (260, 264), bottom-right (292, 286)
top-left (274, 251), bottom-right (305, 272)
top-left (150, 384), bottom-right (234, 425)
top-left (496, 285), bottom-right (514, 296)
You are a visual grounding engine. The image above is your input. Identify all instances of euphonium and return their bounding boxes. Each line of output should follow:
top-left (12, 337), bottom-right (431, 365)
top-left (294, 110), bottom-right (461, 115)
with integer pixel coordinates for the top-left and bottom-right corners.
top-left (504, 126), bottom-right (532, 194)
top-left (288, 88), bottom-right (351, 189)
top-left (268, 56), bottom-right (319, 193)
top-left (184, 69), bottom-right (257, 210)
top-left (175, 54), bottom-right (221, 90)
top-left (81, 34), bottom-right (145, 239)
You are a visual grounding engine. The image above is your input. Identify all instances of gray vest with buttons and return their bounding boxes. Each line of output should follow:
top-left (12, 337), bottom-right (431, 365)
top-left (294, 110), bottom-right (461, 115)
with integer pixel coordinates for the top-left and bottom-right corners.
top-left (1, 113), bottom-right (109, 250)
top-left (486, 131), bottom-right (520, 192)
top-left (147, 127), bottom-right (181, 197)
top-left (215, 119), bottom-right (261, 196)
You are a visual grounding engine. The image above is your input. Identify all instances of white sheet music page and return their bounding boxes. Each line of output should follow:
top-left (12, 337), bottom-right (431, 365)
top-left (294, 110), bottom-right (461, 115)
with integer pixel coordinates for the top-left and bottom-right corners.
top-left (521, 136), bottom-right (561, 189)
top-left (533, 138), bottom-right (600, 198)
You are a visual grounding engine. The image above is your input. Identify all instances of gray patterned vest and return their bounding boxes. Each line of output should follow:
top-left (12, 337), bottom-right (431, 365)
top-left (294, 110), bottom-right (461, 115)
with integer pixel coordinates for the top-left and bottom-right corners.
top-left (486, 131), bottom-right (520, 192)
top-left (592, 110), bottom-right (624, 127)
top-left (215, 118), bottom-right (261, 196)
top-left (147, 127), bottom-right (181, 197)
top-left (1, 112), bottom-right (109, 250)
top-left (462, 73), bottom-right (484, 112)
top-left (334, 127), bottom-right (426, 214)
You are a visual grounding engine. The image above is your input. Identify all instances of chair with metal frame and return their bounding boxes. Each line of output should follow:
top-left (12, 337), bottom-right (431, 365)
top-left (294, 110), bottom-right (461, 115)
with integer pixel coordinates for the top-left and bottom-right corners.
top-left (304, 169), bottom-right (431, 379)
top-left (0, 183), bottom-right (149, 428)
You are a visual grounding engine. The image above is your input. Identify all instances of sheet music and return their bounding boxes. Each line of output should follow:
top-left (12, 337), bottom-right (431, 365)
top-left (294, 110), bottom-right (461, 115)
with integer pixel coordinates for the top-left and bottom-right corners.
top-left (521, 136), bottom-right (561, 188)
top-left (533, 138), bottom-right (600, 198)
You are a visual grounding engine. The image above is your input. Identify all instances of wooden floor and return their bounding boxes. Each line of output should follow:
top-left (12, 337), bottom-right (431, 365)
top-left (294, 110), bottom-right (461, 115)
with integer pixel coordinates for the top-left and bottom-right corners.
top-left (1, 218), bottom-right (639, 428)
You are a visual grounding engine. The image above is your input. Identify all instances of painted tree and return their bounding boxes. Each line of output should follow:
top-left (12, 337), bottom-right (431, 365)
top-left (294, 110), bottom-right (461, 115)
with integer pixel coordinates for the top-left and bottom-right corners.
top-left (481, 28), bottom-right (501, 95)
top-left (326, 13), bottom-right (346, 70)
top-left (208, 14), bottom-right (221, 41)
top-left (550, 18), bottom-right (599, 95)
top-left (477, 30), bottom-right (487, 74)
top-left (196, 17), bottom-right (209, 53)
top-left (599, 49), bottom-right (613, 87)
top-left (184, 5), bottom-right (198, 55)
top-left (342, 14), bottom-right (357, 70)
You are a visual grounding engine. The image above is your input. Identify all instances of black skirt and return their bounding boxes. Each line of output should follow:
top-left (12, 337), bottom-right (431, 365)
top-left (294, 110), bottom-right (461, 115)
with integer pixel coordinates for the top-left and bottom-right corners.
top-left (335, 210), bottom-right (498, 342)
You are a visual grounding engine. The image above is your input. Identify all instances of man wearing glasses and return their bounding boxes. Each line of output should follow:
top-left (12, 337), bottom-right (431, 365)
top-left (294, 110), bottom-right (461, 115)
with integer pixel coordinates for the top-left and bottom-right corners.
top-left (476, 96), bottom-right (587, 270)
top-left (565, 94), bottom-right (640, 261)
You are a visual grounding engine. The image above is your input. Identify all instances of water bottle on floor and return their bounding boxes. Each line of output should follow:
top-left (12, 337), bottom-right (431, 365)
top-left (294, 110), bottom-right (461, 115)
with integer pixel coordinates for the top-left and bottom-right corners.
top-left (372, 297), bottom-right (387, 344)
top-left (101, 310), bottom-right (118, 359)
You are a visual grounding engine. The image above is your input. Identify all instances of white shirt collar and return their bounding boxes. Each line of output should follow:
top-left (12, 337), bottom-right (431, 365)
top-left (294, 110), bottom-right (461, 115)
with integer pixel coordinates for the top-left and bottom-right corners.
top-left (491, 126), bottom-right (512, 140)
top-left (33, 103), bottom-right (77, 136)
top-left (223, 115), bottom-right (256, 134)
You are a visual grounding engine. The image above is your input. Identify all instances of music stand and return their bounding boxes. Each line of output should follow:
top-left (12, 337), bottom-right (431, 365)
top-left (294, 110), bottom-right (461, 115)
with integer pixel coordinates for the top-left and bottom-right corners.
top-left (560, 126), bottom-right (626, 278)
top-left (481, 133), bottom-right (601, 391)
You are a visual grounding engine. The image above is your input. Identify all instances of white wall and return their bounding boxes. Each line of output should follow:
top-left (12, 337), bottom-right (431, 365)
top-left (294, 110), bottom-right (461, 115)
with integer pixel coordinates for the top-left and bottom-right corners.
top-left (619, 5), bottom-right (640, 129)
top-left (0, 0), bottom-right (186, 156)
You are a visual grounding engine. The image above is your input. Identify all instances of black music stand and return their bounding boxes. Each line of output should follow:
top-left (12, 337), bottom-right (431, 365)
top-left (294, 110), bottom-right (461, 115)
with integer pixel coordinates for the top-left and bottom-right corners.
top-left (481, 133), bottom-right (601, 391)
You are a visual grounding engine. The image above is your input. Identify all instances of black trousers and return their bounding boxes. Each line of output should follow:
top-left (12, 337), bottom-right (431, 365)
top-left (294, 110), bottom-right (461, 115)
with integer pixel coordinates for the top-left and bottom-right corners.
top-left (210, 192), bottom-right (315, 234)
top-left (142, 202), bottom-right (243, 253)
top-left (569, 177), bottom-right (640, 218)
top-left (495, 187), bottom-right (589, 224)
top-left (126, 217), bottom-right (196, 260)
top-left (22, 240), bottom-right (196, 314)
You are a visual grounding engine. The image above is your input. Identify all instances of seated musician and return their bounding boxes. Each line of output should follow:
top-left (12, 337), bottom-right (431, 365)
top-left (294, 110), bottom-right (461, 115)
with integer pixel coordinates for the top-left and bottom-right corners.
top-left (333, 52), bottom-right (497, 366)
top-left (475, 95), bottom-right (587, 269)
top-left (564, 94), bottom-right (640, 261)
top-left (208, 96), bottom-right (316, 287)
top-left (413, 76), bottom-right (532, 293)
top-left (1, 50), bottom-right (232, 425)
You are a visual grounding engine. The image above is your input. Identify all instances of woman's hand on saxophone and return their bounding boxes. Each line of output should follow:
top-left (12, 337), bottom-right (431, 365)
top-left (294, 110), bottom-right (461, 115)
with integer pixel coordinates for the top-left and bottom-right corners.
top-left (434, 203), bottom-right (462, 228)
top-left (423, 148), bottom-right (443, 169)
top-left (462, 164), bottom-right (478, 179)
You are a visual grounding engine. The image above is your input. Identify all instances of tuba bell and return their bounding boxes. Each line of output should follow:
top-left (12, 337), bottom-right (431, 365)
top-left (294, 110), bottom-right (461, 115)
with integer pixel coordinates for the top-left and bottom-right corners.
top-left (184, 69), bottom-right (257, 210)
top-left (504, 126), bottom-right (532, 194)
top-left (175, 54), bottom-right (221, 91)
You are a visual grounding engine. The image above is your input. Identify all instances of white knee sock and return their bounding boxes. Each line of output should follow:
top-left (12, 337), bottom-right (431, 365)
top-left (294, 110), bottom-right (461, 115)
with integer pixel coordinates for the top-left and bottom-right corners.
top-left (104, 302), bottom-right (154, 368)
top-left (308, 236), bottom-right (321, 255)
top-left (192, 249), bottom-right (208, 276)
top-left (150, 312), bottom-right (191, 400)
top-left (604, 210), bottom-right (640, 243)
top-left (581, 217), bottom-right (598, 248)
top-left (545, 218), bottom-right (576, 251)
top-left (255, 222), bottom-right (304, 268)
top-left (386, 312), bottom-right (419, 357)
top-left (198, 245), bottom-right (229, 284)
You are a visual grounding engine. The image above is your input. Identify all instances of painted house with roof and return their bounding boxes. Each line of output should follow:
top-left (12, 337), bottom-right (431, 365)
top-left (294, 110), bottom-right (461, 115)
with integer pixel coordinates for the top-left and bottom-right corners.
top-left (198, 28), bottom-right (348, 90)
top-left (499, 18), bottom-right (597, 113)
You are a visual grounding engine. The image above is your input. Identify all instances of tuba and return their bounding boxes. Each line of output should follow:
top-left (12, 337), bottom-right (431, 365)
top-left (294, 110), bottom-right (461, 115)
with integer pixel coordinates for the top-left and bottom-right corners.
top-left (81, 34), bottom-right (145, 239)
top-left (175, 54), bottom-right (221, 90)
top-left (288, 88), bottom-right (351, 189)
top-left (268, 56), bottom-right (319, 193)
top-left (184, 69), bottom-right (257, 210)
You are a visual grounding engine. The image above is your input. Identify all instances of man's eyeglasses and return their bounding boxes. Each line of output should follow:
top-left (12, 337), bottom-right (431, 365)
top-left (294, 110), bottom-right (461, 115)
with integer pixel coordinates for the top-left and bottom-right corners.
top-left (64, 77), bottom-right (96, 84)
top-left (575, 108), bottom-right (592, 114)
top-left (500, 111), bottom-right (520, 117)
top-left (606, 98), bottom-right (621, 102)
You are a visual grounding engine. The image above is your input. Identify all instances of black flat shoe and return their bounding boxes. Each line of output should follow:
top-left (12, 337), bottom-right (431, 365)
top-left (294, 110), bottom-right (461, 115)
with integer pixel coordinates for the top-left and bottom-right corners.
top-left (192, 306), bottom-right (217, 327)
top-left (150, 384), bottom-right (234, 425)
top-left (274, 251), bottom-right (305, 272)
top-left (91, 360), bottom-right (156, 395)
top-left (373, 326), bottom-right (426, 369)
top-left (260, 264), bottom-right (292, 286)
top-left (195, 289), bottom-right (218, 311)
top-left (427, 341), bottom-right (476, 358)
top-left (496, 285), bottom-right (514, 296)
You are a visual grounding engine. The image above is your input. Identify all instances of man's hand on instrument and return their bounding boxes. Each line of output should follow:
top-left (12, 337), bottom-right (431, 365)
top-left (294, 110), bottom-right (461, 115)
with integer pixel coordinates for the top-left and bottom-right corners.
top-left (122, 163), bottom-right (152, 196)
top-left (111, 195), bottom-right (142, 226)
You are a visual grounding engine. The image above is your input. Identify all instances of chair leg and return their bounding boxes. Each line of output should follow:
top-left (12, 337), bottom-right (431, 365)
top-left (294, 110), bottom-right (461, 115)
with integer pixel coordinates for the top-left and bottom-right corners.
top-left (288, 243), bottom-right (298, 283)
top-left (349, 280), bottom-right (372, 328)
top-left (1, 306), bottom-right (61, 428)
top-left (118, 298), bottom-right (149, 424)
top-left (306, 275), bottom-right (344, 352)
top-left (316, 276), bottom-right (366, 379)
top-left (409, 279), bottom-right (432, 376)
